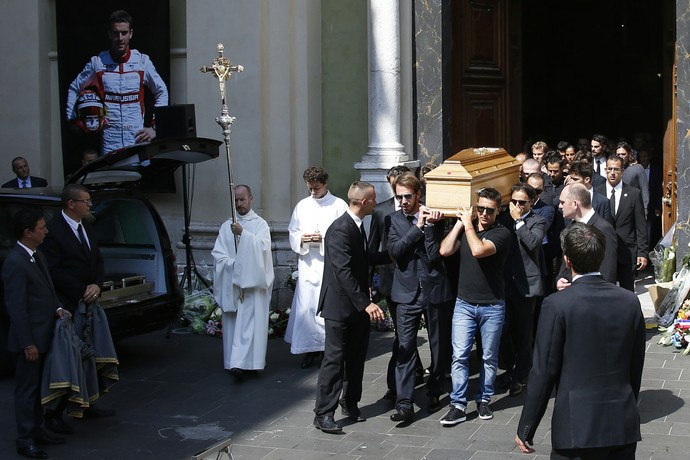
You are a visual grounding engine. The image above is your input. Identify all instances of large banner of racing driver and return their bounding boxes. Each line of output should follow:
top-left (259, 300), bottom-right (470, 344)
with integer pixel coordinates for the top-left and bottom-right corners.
top-left (56, 0), bottom-right (171, 187)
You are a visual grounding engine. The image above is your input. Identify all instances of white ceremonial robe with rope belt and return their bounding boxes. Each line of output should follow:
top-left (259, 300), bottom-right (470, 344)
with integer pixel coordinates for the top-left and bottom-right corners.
top-left (212, 210), bottom-right (274, 370)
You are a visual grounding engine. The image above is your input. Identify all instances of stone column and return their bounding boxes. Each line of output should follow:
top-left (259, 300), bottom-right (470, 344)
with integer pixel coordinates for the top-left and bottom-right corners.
top-left (414, 0), bottom-right (450, 167)
top-left (676, 1), bottom-right (690, 264)
top-left (355, 0), bottom-right (415, 201)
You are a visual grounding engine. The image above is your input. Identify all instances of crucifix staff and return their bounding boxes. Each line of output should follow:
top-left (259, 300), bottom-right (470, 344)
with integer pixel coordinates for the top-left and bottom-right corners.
top-left (200, 43), bottom-right (244, 239)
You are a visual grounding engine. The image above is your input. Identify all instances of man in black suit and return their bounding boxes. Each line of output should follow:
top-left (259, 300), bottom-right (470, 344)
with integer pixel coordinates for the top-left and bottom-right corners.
top-left (515, 222), bottom-right (645, 458)
top-left (595, 155), bottom-right (648, 291)
top-left (564, 160), bottom-right (611, 223)
top-left (41, 184), bottom-right (114, 433)
top-left (557, 183), bottom-right (617, 288)
top-left (387, 173), bottom-right (453, 421)
top-left (2, 157), bottom-right (48, 188)
top-left (313, 181), bottom-right (389, 433)
top-left (497, 184), bottom-right (547, 397)
top-left (367, 165), bottom-right (423, 401)
top-left (3, 209), bottom-right (70, 459)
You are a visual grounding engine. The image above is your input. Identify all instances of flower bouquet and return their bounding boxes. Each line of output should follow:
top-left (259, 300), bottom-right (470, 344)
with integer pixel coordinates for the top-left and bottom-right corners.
top-left (658, 298), bottom-right (690, 355)
top-left (268, 308), bottom-right (290, 338)
top-left (182, 288), bottom-right (222, 337)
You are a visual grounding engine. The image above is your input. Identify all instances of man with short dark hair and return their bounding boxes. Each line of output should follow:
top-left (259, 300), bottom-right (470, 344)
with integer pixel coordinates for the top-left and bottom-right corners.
top-left (515, 222), bottom-right (645, 458)
top-left (2, 157), bottom-right (48, 189)
top-left (66, 9), bottom-right (169, 154)
top-left (41, 184), bottom-right (117, 432)
top-left (285, 166), bottom-right (347, 368)
top-left (496, 184), bottom-right (547, 397)
top-left (595, 155), bottom-right (648, 291)
top-left (439, 188), bottom-right (511, 425)
top-left (3, 209), bottom-right (70, 459)
top-left (565, 160), bottom-right (611, 222)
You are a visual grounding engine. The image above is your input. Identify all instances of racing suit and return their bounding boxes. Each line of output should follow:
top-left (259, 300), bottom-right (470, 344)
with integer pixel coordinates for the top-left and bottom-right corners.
top-left (66, 49), bottom-right (169, 155)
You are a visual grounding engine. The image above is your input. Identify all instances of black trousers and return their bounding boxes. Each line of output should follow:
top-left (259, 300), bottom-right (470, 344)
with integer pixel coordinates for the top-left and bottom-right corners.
top-left (386, 297), bottom-right (424, 394)
top-left (499, 294), bottom-right (536, 382)
top-left (395, 293), bottom-right (453, 410)
top-left (551, 442), bottom-right (637, 460)
top-left (314, 314), bottom-right (370, 416)
top-left (14, 352), bottom-right (45, 448)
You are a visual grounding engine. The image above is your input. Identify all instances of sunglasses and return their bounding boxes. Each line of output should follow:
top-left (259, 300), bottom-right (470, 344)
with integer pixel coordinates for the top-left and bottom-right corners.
top-left (395, 193), bottom-right (414, 201)
top-left (511, 199), bottom-right (528, 206)
top-left (533, 188), bottom-right (543, 194)
top-left (476, 206), bottom-right (496, 215)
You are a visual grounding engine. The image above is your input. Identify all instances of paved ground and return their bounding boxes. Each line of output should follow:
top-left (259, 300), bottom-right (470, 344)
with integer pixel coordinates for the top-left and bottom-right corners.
top-left (0, 274), bottom-right (688, 460)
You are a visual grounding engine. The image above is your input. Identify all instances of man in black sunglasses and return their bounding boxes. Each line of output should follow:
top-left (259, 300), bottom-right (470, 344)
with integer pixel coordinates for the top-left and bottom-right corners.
top-left (496, 184), bottom-right (547, 397)
top-left (438, 188), bottom-right (511, 425)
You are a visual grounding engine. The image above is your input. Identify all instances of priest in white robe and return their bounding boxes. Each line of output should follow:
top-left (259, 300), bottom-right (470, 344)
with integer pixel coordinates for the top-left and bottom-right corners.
top-left (213, 185), bottom-right (274, 382)
top-left (285, 167), bottom-right (347, 368)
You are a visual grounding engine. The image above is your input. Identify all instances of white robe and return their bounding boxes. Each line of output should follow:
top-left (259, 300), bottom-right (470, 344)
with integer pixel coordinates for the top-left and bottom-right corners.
top-left (212, 210), bottom-right (274, 370)
top-left (284, 191), bottom-right (347, 354)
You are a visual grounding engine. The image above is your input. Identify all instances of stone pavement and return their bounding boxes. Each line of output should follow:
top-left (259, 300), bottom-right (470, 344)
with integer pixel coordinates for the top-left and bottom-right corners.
top-left (0, 274), bottom-right (688, 459)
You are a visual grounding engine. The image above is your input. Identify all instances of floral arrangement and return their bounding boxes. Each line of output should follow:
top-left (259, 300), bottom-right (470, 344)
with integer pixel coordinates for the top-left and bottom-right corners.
top-left (268, 308), bottom-right (290, 338)
top-left (182, 289), bottom-right (222, 337)
top-left (658, 298), bottom-right (690, 354)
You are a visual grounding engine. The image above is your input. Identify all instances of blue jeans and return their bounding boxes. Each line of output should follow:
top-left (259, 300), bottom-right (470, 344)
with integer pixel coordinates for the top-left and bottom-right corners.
top-left (449, 298), bottom-right (505, 410)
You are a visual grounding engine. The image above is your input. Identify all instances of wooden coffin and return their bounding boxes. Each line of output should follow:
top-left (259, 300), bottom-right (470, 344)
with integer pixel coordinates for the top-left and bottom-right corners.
top-left (424, 147), bottom-right (520, 216)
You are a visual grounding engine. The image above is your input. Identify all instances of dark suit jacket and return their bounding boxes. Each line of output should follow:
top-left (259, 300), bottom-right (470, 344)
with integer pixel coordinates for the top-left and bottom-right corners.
top-left (595, 183), bottom-right (648, 263)
top-left (368, 197), bottom-right (396, 297)
top-left (318, 212), bottom-right (388, 322)
top-left (517, 275), bottom-right (645, 449)
top-left (387, 211), bottom-right (453, 305)
top-left (41, 212), bottom-right (105, 312)
top-left (557, 211), bottom-right (618, 284)
top-left (591, 190), bottom-right (611, 223)
top-left (2, 245), bottom-right (60, 353)
top-left (590, 172), bottom-right (606, 189)
top-left (1, 176), bottom-right (48, 188)
top-left (500, 211), bottom-right (547, 298)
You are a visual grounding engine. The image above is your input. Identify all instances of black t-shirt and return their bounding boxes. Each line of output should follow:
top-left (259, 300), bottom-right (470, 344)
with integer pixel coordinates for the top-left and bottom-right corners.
top-left (456, 221), bottom-right (511, 304)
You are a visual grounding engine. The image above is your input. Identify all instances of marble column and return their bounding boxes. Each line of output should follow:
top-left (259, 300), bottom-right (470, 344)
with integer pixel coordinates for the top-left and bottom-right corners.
top-left (676, 1), bottom-right (690, 266)
top-left (355, 0), bottom-right (415, 201)
top-left (414, 0), bottom-right (450, 168)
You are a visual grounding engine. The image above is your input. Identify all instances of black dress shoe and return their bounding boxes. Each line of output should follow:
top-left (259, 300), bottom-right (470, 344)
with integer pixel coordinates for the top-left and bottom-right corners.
top-left (84, 404), bottom-right (117, 417)
top-left (34, 431), bottom-right (65, 445)
top-left (313, 415), bottom-right (342, 433)
top-left (340, 403), bottom-right (366, 422)
top-left (390, 407), bottom-right (415, 422)
top-left (229, 368), bottom-right (245, 383)
top-left (17, 445), bottom-right (48, 459)
top-left (45, 416), bottom-right (74, 434)
top-left (427, 395), bottom-right (442, 413)
top-left (300, 352), bottom-right (318, 369)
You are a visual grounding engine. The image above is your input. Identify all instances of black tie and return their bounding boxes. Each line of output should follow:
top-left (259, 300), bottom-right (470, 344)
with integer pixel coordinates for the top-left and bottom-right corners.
top-left (77, 224), bottom-right (91, 255)
top-left (406, 214), bottom-right (415, 226)
top-left (21, 180), bottom-right (27, 188)
top-left (610, 188), bottom-right (616, 217)
top-left (360, 224), bottom-right (367, 251)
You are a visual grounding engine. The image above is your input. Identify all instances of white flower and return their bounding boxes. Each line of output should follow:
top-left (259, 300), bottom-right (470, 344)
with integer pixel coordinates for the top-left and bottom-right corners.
top-left (268, 327), bottom-right (274, 336)
top-left (291, 271), bottom-right (299, 280)
top-left (270, 312), bottom-right (279, 321)
top-left (285, 308), bottom-right (291, 315)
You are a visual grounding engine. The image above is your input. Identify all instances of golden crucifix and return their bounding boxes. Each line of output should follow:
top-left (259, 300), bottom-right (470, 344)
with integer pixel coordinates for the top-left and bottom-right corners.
top-left (200, 43), bottom-right (244, 230)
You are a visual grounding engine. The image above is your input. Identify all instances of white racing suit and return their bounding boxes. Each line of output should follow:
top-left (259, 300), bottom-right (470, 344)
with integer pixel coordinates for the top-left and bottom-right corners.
top-left (66, 49), bottom-right (169, 155)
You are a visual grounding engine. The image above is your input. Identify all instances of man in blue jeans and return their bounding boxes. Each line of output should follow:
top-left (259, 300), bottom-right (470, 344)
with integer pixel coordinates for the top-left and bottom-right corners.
top-left (439, 188), bottom-right (511, 424)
